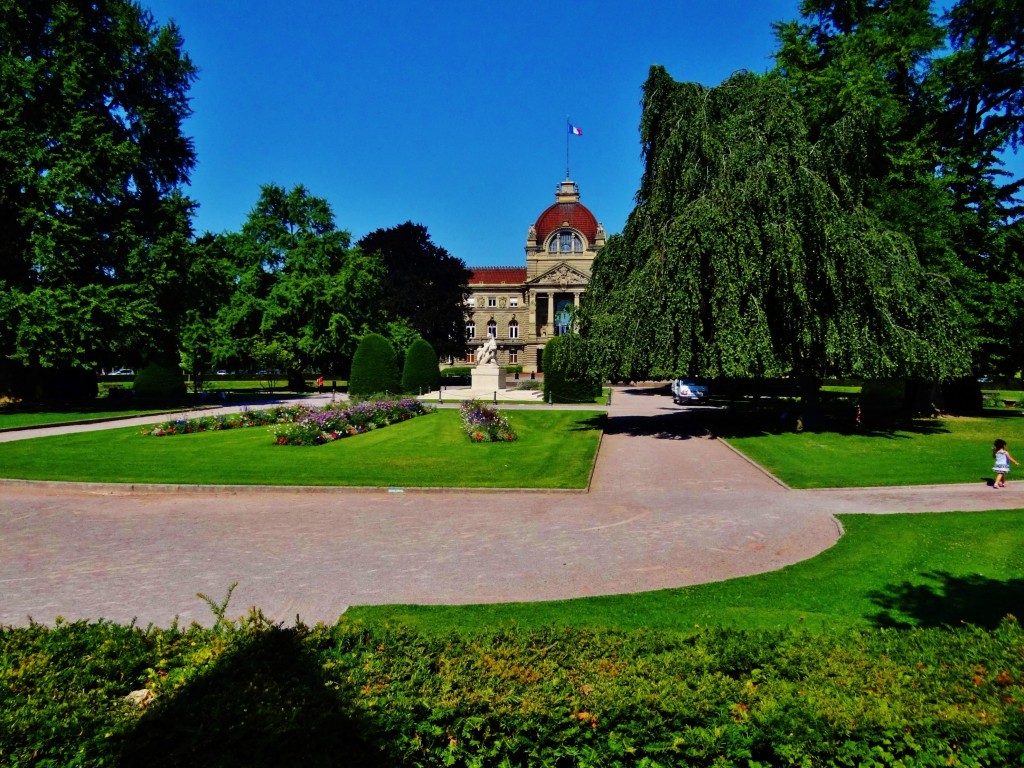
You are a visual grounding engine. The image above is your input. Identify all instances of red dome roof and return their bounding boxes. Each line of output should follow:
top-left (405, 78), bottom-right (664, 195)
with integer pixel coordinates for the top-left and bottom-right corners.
top-left (534, 201), bottom-right (599, 245)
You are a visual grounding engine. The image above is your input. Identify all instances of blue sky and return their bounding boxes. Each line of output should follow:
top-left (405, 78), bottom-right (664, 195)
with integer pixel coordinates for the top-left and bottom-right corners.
top-left (143, 1), bottom-right (1013, 268)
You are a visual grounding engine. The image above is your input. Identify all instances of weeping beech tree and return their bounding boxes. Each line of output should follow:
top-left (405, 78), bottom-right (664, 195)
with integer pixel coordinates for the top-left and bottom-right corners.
top-left (580, 66), bottom-right (971, 385)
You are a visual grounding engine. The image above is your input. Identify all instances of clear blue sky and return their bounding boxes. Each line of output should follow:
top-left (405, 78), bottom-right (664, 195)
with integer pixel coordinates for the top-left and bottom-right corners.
top-left (143, 1), bottom-right (1016, 268)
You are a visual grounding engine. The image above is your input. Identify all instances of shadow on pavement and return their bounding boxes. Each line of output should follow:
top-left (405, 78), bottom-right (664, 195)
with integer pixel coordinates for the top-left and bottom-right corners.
top-left (605, 410), bottom-right (712, 440)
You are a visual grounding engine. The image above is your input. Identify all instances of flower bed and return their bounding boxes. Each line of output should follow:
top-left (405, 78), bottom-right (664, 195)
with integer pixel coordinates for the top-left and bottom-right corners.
top-left (144, 399), bottom-right (434, 446)
top-left (144, 405), bottom-right (306, 436)
top-left (459, 399), bottom-right (517, 442)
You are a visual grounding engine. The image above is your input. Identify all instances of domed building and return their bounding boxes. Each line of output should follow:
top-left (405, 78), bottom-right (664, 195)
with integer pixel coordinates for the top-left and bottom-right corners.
top-left (463, 179), bottom-right (605, 371)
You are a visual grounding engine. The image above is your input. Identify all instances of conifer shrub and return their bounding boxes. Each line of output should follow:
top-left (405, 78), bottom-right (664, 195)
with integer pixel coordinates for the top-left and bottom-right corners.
top-left (543, 335), bottom-right (601, 404)
top-left (132, 360), bottom-right (185, 399)
top-left (401, 337), bottom-right (440, 394)
top-left (348, 333), bottom-right (400, 397)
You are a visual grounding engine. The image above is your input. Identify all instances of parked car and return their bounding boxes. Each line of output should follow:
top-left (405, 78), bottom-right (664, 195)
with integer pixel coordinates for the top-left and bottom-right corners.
top-left (108, 368), bottom-right (135, 377)
top-left (671, 378), bottom-right (708, 405)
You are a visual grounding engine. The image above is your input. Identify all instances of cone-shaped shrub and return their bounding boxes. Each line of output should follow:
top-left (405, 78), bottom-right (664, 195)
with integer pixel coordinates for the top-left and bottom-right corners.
top-left (348, 333), bottom-right (400, 397)
top-left (543, 335), bottom-right (601, 404)
top-left (401, 337), bottom-right (440, 394)
top-left (133, 360), bottom-right (185, 398)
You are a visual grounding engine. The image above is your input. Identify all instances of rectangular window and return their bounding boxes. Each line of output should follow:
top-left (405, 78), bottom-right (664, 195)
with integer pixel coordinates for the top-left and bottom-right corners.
top-left (509, 349), bottom-right (518, 364)
top-left (510, 297), bottom-right (519, 307)
top-left (466, 350), bottom-right (475, 364)
top-left (487, 297), bottom-right (497, 308)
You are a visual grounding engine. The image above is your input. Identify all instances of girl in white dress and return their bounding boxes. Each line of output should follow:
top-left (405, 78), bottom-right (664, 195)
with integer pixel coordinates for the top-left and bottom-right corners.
top-left (992, 439), bottom-right (1019, 488)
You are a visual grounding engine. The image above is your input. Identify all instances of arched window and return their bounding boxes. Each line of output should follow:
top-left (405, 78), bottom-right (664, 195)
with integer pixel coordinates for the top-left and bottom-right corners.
top-left (487, 320), bottom-right (497, 338)
top-left (548, 229), bottom-right (583, 253)
top-left (466, 321), bottom-right (475, 339)
top-left (508, 320), bottom-right (519, 339)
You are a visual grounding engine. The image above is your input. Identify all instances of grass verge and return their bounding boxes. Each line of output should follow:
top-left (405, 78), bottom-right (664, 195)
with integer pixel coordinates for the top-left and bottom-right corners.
top-left (0, 408), bottom-right (603, 488)
top-left (347, 509), bottom-right (1024, 633)
top-left (719, 413), bottom-right (1024, 487)
top-left (0, 407), bottom-right (175, 430)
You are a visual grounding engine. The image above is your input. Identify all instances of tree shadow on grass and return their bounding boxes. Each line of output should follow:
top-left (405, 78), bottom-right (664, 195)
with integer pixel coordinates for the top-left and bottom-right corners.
top-left (707, 408), bottom-right (951, 440)
top-left (569, 414), bottom-right (608, 433)
top-left (117, 626), bottom-right (389, 767)
top-left (868, 571), bottom-right (1024, 629)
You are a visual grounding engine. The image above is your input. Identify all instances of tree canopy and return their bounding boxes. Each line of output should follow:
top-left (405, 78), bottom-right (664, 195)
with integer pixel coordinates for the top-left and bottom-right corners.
top-left (773, 0), bottom-right (1024, 375)
top-left (215, 184), bottom-right (384, 386)
top-left (357, 222), bottom-right (471, 361)
top-left (0, 0), bottom-right (197, 395)
top-left (580, 67), bottom-right (971, 383)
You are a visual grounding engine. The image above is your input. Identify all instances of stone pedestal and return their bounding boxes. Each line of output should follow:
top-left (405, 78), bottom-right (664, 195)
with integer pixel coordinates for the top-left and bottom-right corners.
top-left (471, 364), bottom-right (506, 392)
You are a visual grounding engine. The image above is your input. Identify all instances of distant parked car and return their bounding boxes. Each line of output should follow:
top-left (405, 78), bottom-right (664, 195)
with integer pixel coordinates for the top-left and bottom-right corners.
top-left (108, 368), bottom-right (135, 377)
top-left (671, 378), bottom-right (708, 405)
top-left (216, 370), bottom-right (228, 376)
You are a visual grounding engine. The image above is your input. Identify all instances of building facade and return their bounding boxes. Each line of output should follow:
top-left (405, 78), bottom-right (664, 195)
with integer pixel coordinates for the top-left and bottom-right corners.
top-left (463, 179), bottom-right (605, 371)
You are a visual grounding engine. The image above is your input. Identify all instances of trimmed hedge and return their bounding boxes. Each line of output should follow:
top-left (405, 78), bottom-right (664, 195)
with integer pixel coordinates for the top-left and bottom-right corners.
top-left (3, 615), bottom-right (1024, 766)
top-left (543, 334), bottom-right (601, 404)
top-left (401, 337), bottom-right (440, 394)
top-left (348, 333), bottom-right (400, 397)
top-left (133, 361), bottom-right (185, 399)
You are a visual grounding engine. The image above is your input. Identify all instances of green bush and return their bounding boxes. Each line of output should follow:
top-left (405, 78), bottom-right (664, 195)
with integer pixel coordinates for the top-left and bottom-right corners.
top-left (133, 360), bottom-right (185, 399)
top-left (348, 333), bottom-right (400, 397)
top-left (4, 616), bottom-right (1024, 766)
top-left (400, 337), bottom-right (440, 394)
top-left (440, 365), bottom-right (472, 378)
top-left (543, 335), bottom-right (601, 403)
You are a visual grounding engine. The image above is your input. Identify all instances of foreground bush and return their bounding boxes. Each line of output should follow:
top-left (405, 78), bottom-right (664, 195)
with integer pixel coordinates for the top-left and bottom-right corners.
top-left (3, 615), bottom-right (1024, 766)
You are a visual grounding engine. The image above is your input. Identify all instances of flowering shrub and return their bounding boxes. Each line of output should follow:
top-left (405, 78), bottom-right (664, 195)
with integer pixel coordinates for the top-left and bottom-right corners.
top-left (459, 400), bottom-right (517, 442)
top-left (144, 399), bottom-right (433, 446)
top-left (144, 405), bottom-right (306, 436)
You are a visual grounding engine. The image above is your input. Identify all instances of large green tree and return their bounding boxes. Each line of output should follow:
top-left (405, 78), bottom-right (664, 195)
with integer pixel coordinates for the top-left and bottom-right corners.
top-left (0, 0), bottom-right (197, 396)
top-left (580, 67), bottom-right (970, 385)
top-left (773, 0), bottom-right (1024, 375)
top-left (218, 184), bottom-right (384, 388)
top-left (356, 222), bottom-right (471, 361)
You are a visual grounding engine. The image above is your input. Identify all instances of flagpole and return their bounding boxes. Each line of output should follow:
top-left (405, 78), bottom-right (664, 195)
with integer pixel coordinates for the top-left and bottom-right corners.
top-left (565, 116), bottom-right (571, 180)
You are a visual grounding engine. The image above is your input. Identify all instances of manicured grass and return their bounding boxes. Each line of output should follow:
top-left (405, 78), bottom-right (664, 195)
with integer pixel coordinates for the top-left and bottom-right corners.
top-left (0, 409), bottom-right (603, 488)
top-left (348, 509), bottom-right (1024, 633)
top-left (721, 414), bottom-right (1024, 487)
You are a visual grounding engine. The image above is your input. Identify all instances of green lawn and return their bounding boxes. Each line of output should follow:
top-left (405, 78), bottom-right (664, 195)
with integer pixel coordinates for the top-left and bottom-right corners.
top-left (0, 409), bottom-right (603, 488)
top-left (721, 413), bottom-right (1024, 487)
top-left (348, 509), bottom-right (1024, 634)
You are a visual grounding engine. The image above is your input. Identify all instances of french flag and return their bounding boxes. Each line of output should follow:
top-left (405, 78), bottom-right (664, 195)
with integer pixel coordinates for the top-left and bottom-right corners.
top-left (568, 123), bottom-right (582, 136)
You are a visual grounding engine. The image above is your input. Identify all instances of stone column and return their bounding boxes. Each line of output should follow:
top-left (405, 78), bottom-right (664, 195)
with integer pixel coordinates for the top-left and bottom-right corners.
top-left (546, 292), bottom-right (554, 336)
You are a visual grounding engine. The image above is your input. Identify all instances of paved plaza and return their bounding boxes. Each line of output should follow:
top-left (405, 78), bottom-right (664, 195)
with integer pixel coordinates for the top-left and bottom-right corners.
top-left (1, 387), bottom-right (1021, 628)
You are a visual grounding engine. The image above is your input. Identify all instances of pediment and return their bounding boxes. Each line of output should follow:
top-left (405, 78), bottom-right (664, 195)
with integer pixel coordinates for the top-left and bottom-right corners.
top-left (527, 262), bottom-right (590, 288)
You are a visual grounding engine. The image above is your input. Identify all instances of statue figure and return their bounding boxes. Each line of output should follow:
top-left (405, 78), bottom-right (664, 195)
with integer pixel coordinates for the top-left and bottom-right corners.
top-left (477, 335), bottom-right (498, 366)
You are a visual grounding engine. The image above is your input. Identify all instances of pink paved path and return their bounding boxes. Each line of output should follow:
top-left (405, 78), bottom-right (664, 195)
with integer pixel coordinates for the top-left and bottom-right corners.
top-left (1, 388), bottom-right (1021, 627)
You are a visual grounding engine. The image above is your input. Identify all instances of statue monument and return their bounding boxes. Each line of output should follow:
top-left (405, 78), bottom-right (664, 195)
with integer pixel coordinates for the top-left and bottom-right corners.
top-left (470, 335), bottom-right (506, 391)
